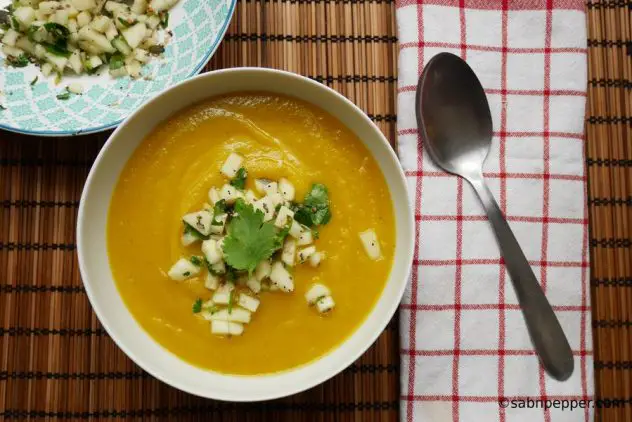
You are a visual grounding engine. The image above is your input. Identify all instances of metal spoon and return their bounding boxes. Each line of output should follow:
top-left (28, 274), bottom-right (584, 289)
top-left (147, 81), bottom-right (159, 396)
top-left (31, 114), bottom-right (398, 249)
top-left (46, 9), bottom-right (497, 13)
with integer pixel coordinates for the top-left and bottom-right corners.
top-left (415, 52), bottom-right (574, 381)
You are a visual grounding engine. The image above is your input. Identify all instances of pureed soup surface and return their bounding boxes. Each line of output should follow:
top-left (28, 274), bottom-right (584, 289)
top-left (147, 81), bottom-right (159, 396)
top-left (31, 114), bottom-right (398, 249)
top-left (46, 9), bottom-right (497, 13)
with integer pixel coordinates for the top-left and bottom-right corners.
top-left (108, 93), bottom-right (395, 375)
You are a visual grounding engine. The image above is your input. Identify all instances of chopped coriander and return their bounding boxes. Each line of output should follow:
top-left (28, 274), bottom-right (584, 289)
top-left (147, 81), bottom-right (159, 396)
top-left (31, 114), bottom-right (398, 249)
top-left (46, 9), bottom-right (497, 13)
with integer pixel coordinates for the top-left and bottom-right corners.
top-left (213, 199), bottom-right (227, 215)
top-left (109, 53), bottom-right (125, 70)
top-left (183, 271), bottom-right (191, 277)
top-left (229, 167), bottom-right (247, 190)
top-left (7, 54), bottom-right (29, 68)
top-left (225, 266), bottom-right (238, 282)
top-left (26, 25), bottom-right (40, 42)
top-left (118, 17), bottom-right (132, 27)
top-left (42, 42), bottom-right (71, 57)
top-left (43, 22), bottom-right (70, 41)
top-left (56, 90), bottom-right (71, 100)
top-left (190, 256), bottom-right (202, 266)
top-left (227, 290), bottom-right (234, 313)
top-left (312, 228), bottom-right (320, 239)
top-left (222, 199), bottom-right (281, 273)
top-left (294, 183), bottom-right (331, 227)
top-left (160, 12), bottom-right (169, 28)
top-left (183, 222), bottom-right (209, 240)
top-left (192, 298), bottom-right (203, 313)
top-left (30, 76), bottom-right (38, 86)
top-left (11, 16), bottom-right (19, 30)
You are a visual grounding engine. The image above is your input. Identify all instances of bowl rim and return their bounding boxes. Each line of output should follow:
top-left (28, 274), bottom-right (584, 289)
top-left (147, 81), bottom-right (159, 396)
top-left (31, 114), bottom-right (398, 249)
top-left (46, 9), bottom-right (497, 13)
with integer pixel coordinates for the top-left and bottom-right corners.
top-left (77, 67), bottom-right (414, 401)
top-left (0, 0), bottom-right (237, 138)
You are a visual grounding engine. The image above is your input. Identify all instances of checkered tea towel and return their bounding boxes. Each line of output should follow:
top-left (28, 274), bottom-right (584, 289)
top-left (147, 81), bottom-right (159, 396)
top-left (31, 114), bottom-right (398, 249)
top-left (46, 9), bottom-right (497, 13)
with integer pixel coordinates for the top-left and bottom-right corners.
top-left (396, 1), bottom-right (593, 421)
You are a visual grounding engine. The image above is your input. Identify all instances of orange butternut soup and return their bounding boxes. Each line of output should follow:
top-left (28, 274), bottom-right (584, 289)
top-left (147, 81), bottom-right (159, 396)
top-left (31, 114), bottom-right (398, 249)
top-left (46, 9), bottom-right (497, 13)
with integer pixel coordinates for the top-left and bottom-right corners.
top-left (107, 93), bottom-right (395, 375)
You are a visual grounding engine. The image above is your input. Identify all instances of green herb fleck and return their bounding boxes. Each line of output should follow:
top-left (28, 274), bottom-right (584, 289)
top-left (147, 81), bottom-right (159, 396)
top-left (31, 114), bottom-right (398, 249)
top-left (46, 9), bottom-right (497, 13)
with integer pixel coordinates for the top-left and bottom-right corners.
top-left (41, 42), bottom-right (70, 57)
top-left (213, 199), bottom-right (227, 215)
top-left (294, 183), bottom-right (332, 227)
top-left (227, 291), bottom-right (234, 313)
top-left (7, 54), bottom-right (29, 68)
top-left (30, 76), bottom-right (38, 86)
top-left (160, 12), bottom-right (169, 28)
top-left (229, 167), bottom-right (247, 190)
top-left (108, 53), bottom-right (125, 70)
top-left (118, 17), bottom-right (132, 27)
top-left (225, 266), bottom-right (238, 282)
top-left (27, 25), bottom-right (40, 42)
top-left (43, 22), bottom-right (70, 41)
top-left (192, 298), bottom-right (203, 313)
top-left (312, 228), bottom-right (320, 239)
top-left (222, 199), bottom-right (281, 274)
top-left (56, 90), bottom-right (71, 100)
top-left (11, 16), bottom-right (19, 30)
top-left (183, 222), bottom-right (209, 240)
top-left (183, 271), bottom-right (191, 277)
top-left (190, 256), bottom-right (202, 266)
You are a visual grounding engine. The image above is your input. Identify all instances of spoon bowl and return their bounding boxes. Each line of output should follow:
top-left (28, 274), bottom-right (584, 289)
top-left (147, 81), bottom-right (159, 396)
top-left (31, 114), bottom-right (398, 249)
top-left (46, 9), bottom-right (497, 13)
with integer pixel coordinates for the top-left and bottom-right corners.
top-left (416, 52), bottom-right (574, 382)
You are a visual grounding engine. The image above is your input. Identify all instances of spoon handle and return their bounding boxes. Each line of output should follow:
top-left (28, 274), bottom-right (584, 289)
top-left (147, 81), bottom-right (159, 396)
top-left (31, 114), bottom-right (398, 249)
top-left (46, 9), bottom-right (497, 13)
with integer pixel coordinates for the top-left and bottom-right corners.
top-left (467, 176), bottom-right (574, 381)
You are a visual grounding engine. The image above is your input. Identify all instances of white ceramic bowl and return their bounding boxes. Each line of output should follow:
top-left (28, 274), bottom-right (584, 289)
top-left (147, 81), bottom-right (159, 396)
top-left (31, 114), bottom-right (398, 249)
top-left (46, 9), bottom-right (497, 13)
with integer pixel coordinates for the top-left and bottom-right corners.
top-left (77, 68), bottom-right (414, 401)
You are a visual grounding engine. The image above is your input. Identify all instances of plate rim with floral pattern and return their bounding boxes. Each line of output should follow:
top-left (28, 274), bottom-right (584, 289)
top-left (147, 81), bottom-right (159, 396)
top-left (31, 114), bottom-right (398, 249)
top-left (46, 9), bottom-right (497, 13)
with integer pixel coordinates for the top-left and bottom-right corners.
top-left (0, 0), bottom-right (236, 137)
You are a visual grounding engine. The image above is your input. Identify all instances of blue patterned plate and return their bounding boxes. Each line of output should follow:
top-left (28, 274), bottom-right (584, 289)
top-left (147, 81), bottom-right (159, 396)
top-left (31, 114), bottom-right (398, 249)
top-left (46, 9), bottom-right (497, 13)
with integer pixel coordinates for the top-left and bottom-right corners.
top-left (0, 0), bottom-right (236, 136)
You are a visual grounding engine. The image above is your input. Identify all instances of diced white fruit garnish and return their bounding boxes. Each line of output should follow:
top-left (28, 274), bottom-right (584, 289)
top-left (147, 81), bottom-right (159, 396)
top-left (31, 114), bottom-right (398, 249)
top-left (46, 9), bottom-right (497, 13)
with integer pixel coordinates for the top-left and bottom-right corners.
top-left (39, 1), bottom-right (61, 14)
top-left (220, 153), bottom-right (243, 179)
top-left (211, 320), bottom-right (243, 336)
top-left (208, 308), bottom-right (251, 323)
top-left (297, 230), bottom-right (313, 246)
top-left (209, 213), bottom-right (227, 235)
top-left (309, 251), bottom-right (324, 267)
top-left (255, 179), bottom-right (277, 195)
top-left (72, 0), bottom-right (96, 11)
top-left (2, 45), bottom-right (24, 58)
top-left (205, 272), bottom-right (220, 290)
top-left (208, 187), bottom-right (220, 204)
top-left (68, 51), bottom-right (83, 74)
top-left (90, 14), bottom-right (110, 32)
top-left (220, 184), bottom-right (239, 204)
top-left (316, 296), bottom-right (335, 313)
top-left (268, 192), bottom-right (284, 208)
top-left (274, 205), bottom-right (294, 228)
top-left (182, 210), bottom-right (213, 236)
top-left (104, 21), bottom-right (118, 40)
top-left (216, 237), bottom-right (225, 258)
top-left (305, 283), bottom-right (331, 304)
top-left (359, 229), bottom-right (382, 260)
top-left (134, 48), bottom-right (149, 63)
top-left (212, 283), bottom-right (234, 304)
top-left (121, 22), bottom-right (146, 49)
top-left (269, 261), bottom-right (294, 292)
top-left (76, 10), bottom-right (91, 27)
top-left (149, 0), bottom-right (179, 13)
top-left (201, 239), bottom-right (222, 264)
top-left (78, 26), bottom-right (115, 53)
top-left (53, 9), bottom-right (69, 24)
top-left (145, 14), bottom-right (160, 29)
top-left (15, 36), bottom-right (34, 53)
top-left (180, 231), bottom-right (198, 246)
top-left (109, 66), bottom-right (127, 78)
top-left (238, 293), bottom-right (260, 312)
top-left (298, 246), bottom-right (316, 263)
top-left (278, 178), bottom-right (295, 201)
top-left (67, 82), bottom-right (84, 94)
top-left (211, 260), bottom-right (225, 274)
top-left (2, 30), bottom-right (20, 47)
top-left (254, 260), bottom-right (271, 281)
top-left (281, 238), bottom-right (296, 266)
top-left (41, 62), bottom-right (53, 76)
top-left (289, 220), bottom-right (304, 239)
top-left (104, 1), bottom-right (126, 13)
top-left (244, 190), bottom-right (258, 204)
top-left (126, 59), bottom-right (142, 79)
top-left (45, 52), bottom-right (68, 71)
top-left (167, 258), bottom-right (200, 281)
top-left (131, 0), bottom-right (147, 14)
top-left (246, 277), bottom-right (261, 294)
top-left (253, 196), bottom-right (274, 222)
top-left (13, 7), bottom-right (36, 28)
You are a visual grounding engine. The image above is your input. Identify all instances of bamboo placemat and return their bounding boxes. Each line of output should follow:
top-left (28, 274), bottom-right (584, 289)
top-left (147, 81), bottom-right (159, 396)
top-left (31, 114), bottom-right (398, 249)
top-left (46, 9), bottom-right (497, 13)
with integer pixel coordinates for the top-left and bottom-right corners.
top-left (0, 0), bottom-right (630, 421)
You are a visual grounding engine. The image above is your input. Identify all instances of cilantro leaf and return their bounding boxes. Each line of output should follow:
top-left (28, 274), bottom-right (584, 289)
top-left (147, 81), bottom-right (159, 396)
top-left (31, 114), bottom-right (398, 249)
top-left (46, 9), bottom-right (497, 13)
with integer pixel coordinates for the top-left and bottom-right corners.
top-left (189, 256), bottom-right (202, 266)
top-left (294, 183), bottom-right (332, 227)
top-left (7, 54), bottom-right (29, 68)
top-left (192, 298), bottom-right (203, 313)
top-left (229, 167), bottom-right (247, 190)
top-left (213, 199), bottom-right (227, 215)
top-left (183, 222), bottom-right (210, 240)
top-left (222, 199), bottom-right (279, 273)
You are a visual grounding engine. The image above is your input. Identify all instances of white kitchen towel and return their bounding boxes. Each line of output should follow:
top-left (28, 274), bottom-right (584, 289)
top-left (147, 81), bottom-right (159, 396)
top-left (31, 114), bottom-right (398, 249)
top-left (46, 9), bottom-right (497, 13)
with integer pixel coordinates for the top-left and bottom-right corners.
top-left (396, 0), bottom-right (593, 421)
